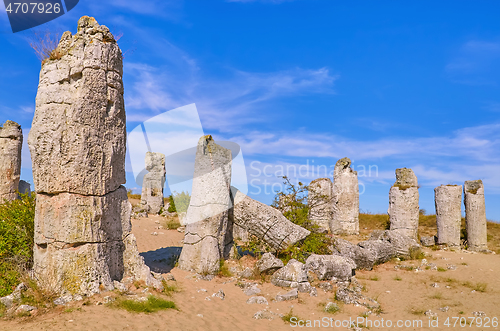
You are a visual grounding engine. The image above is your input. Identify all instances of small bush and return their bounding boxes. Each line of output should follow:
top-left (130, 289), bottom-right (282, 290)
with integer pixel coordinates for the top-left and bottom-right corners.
top-left (161, 280), bottom-right (180, 296)
top-left (163, 219), bottom-right (181, 230)
top-left (113, 295), bottom-right (176, 313)
top-left (27, 29), bottom-right (61, 62)
top-left (0, 193), bottom-right (36, 297)
top-left (394, 275), bottom-right (402, 281)
top-left (282, 309), bottom-right (301, 324)
top-left (168, 191), bottom-right (191, 213)
top-left (218, 259), bottom-right (233, 278)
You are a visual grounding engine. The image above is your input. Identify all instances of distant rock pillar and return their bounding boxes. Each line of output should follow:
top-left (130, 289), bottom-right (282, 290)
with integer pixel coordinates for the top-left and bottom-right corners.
top-left (0, 120), bottom-right (22, 202)
top-left (308, 178), bottom-right (334, 233)
top-left (178, 135), bottom-right (232, 275)
top-left (435, 185), bottom-right (462, 246)
top-left (140, 152), bottom-right (166, 214)
top-left (464, 180), bottom-right (488, 252)
top-left (28, 16), bottom-right (161, 296)
top-left (332, 158), bottom-right (359, 235)
top-left (388, 168), bottom-right (419, 240)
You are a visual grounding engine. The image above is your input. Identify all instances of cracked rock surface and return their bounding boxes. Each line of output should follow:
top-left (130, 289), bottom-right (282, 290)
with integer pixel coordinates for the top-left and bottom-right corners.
top-left (28, 16), bottom-right (161, 296)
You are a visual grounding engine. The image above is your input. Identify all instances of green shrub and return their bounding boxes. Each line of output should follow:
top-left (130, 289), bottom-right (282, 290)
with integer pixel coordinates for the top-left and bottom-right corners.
top-left (113, 295), bottom-right (177, 313)
top-left (272, 176), bottom-right (334, 263)
top-left (0, 193), bottom-right (36, 297)
top-left (168, 191), bottom-right (191, 213)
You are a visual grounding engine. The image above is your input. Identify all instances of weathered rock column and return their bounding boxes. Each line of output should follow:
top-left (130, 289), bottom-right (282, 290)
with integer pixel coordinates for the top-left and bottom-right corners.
top-left (178, 135), bottom-right (232, 275)
top-left (28, 16), bottom-right (160, 296)
top-left (388, 168), bottom-right (419, 240)
top-left (140, 152), bottom-right (166, 214)
top-left (308, 178), bottom-right (334, 232)
top-left (435, 185), bottom-right (462, 246)
top-left (332, 158), bottom-right (359, 235)
top-left (464, 180), bottom-right (488, 252)
top-left (0, 121), bottom-right (22, 202)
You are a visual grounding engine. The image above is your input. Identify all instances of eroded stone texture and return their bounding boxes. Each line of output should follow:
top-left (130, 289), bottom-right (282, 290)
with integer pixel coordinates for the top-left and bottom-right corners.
top-left (368, 229), bottom-right (420, 259)
top-left (28, 17), bottom-right (126, 196)
top-left (305, 254), bottom-right (356, 281)
top-left (140, 152), bottom-right (166, 214)
top-left (388, 168), bottom-right (419, 240)
top-left (0, 120), bottom-right (22, 202)
top-left (29, 16), bottom-right (160, 296)
top-left (177, 136), bottom-right (232, 275)
top-left (464, 180), bottom-right (488, 252)
top-left (331, 238), bottom-right (376, 271)
top-left (435, 185), bottom-right (462, 246)
top-left (230, 187), bottom-right (310, 251)
top-left (308, 178), bottom-right (334, 232)
top-left (332, 158), bottom-right (359, 235)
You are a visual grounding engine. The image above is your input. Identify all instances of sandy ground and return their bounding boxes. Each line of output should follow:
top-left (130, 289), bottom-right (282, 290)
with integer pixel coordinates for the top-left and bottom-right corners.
top-left (1, 213), bottom-right (499, 331)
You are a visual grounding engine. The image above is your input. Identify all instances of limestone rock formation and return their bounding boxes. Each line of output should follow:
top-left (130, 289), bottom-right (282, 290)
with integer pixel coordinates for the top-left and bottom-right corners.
top-left (29, 17), bottom-right (126, 196)
top-left (435, 185), bottom-right (462, 247)
top-left (177, 136), bottom-right (233, 275)
top-left (230, 187), bottom-right (310, 251)
top-left (140, 152), bottom-right (166, 214)
top-left (18, 180), bottom-right (31, 196)
top-left (308, 178), bottom-right (334, 232)
top-left (357, 239), bottom-right (396, 264)
top-left (331, 238), bottom-right (376, 270)
top-left (368, 230), bottom-right (420, 259)
top-left (271, 259), bottom-right (311, 292)
top-left (256, 252), bottom-right (284, 274)
top-left (464, 180), bottom-right (488, 252)
top-left (28, 16), bottom-right (161, 296)
top-left (388, 168), bottom-right (419, 240)
top-left (0, 120), bottom-right (22, 202)
top-left (332, 158), bottom-right (359, 234)
top-left (305, 254), bottom-right (356, 281)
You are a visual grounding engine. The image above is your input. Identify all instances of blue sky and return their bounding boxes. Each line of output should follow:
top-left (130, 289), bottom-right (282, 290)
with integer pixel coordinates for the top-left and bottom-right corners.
top-left (1, 1), bottom-right (500, 221)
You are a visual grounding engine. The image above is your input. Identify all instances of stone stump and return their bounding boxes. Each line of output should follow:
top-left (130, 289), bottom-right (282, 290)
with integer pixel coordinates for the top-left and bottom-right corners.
top-left (308, 178), bottom-right (334, 232)
top-left (464, 180), bottom-right (488, 252)
top-left (332, 158), bottom-right (359, 235)
top-left (28, 16), bottom-right (161, 296)
top-left (140, 152), bottom-right (166, 214)
top-left (435, 185), bottom-right (462, 246)
top-left (177, 135), bottom-right (233, 275)
top-left (0, 120), bottom-right (22, 202)
top-left (388, 168), bottom-right (419, 240)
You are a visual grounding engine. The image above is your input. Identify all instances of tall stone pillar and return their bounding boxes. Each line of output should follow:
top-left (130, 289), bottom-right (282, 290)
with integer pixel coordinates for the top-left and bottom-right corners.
top-left (464, 180), bottom-right (488, 252)
top-left (332, 157), bottom-right (359, 235)
top-left (435, 185), bottom-right (462, 246)
top-left (28, 16), bottom-right (160, 296)
top-left (178, 135), bottom-right (232, 275)
top-left (0, 120), bottom-right (22, 202)
top-left (308, 178), bottom-right (334, 233)
top-left (140, 152), bottom-right (166, 214)
top-left (388, 168), bottom-right (419, 240)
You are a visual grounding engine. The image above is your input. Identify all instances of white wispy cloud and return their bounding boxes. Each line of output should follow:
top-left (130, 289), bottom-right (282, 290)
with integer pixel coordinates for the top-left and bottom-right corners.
top-left (124, 45), bottom-right (337, 132)
top-left (446, 39), bottom-right (500, 85)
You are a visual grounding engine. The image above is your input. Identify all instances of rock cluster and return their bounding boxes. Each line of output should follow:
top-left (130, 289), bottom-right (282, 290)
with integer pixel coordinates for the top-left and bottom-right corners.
top-left (388, 168), bottom-right (419, 240)
top-left (308, 178), bottom-right (334, 232)
top-left (464, 180), bottom-right (488, 252)
top-left (28, 16), bottom-right (161, 296)
top-left (332, 157), bottom-right (359, 235)
top-left (435, 185), bottom-right (462, 247)
top-left (0, 120), bottom-right (22, 202)
top-left (140, 152), bottom-right (166, 214)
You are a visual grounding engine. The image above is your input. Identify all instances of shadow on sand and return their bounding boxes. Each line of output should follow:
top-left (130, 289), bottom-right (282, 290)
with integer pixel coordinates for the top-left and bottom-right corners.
top-left (140, 246), bottom-right (182, 274)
